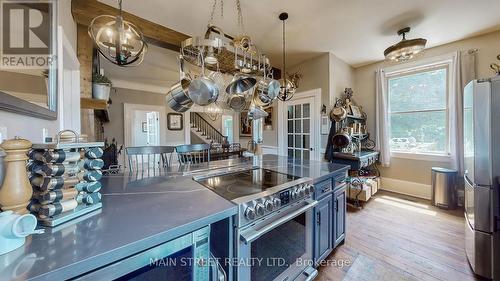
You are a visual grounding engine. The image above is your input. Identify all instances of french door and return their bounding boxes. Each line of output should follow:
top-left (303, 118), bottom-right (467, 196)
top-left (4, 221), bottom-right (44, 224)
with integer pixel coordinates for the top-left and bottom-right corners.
top-left (283, 96), bottom-right (318, 160)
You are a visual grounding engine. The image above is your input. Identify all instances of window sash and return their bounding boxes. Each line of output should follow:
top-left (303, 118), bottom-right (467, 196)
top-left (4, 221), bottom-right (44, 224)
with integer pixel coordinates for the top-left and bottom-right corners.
top-left (386, 64), bottom-right (451, 155)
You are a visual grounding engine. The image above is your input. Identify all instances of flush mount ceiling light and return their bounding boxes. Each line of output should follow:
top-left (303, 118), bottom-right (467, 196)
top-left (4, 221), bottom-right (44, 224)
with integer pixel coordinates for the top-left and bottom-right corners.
top-left (384, 27), bottom-right (427, 63)
top-left (88, 0), bottom-right (147, 67)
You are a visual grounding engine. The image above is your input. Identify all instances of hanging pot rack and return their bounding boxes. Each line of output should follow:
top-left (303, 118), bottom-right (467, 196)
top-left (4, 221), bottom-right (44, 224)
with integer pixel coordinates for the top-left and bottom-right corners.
top-left (180, 25), bottom-right (271, 76)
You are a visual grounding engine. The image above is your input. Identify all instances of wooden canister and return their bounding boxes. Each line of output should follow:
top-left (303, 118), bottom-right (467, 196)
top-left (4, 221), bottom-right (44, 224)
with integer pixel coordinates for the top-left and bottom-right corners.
top-left (0, 137), bottom-right (33, 214)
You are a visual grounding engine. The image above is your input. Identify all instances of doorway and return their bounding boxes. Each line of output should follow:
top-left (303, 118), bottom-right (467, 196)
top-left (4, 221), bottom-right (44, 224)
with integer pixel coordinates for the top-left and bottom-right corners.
top-left (222, 114), bottom-right (234, 143)
top-left (278, 89), bottom-right (321, 161)
top-left (124, 103), bottom-right (167, 147)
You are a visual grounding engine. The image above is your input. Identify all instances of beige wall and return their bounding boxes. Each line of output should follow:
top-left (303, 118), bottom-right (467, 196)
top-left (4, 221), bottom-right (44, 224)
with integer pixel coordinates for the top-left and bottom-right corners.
top-left (103, 88), bottom-right (186, 146)
top-left (353, 30), bottom-right (500, 185)
top-left (261, 53), bottom-right (355, 150)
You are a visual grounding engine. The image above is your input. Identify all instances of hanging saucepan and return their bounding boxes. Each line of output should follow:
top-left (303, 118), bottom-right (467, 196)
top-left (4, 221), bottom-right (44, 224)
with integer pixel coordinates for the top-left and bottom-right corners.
top-left (332, 129), bottom-right (351, 149)
top-left (248, 104), bottom-right (268, 120)
top-left (252, 89), bottom-right (272, 108)
top-left (330, 106), bottom-right (347, 122)
top-left (227, 93), bottom-right (247, 112)
top-left (254, 55), bottom-right (280, 105)
top-left (188, 50), bottom-right (219, 106)
top-left (166, 91), bottom-right (192, 112)
top-left (226, 73), bottom-right (257, 95)
top-left (169, 55), bottom-right (192, 106)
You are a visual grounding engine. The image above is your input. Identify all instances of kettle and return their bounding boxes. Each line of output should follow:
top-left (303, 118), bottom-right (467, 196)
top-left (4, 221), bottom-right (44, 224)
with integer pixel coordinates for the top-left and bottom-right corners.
top-left (0, 211), bottom-right (43, 255)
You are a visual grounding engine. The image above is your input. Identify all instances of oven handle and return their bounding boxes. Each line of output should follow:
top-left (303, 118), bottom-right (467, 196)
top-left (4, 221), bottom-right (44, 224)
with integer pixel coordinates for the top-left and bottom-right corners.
top-left (240, 199), bottom-right (318, 244)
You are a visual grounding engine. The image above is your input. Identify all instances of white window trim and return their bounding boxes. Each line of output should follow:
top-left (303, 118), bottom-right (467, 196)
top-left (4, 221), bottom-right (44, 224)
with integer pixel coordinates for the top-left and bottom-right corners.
top-left (383, 52), bottom-right (456, 162)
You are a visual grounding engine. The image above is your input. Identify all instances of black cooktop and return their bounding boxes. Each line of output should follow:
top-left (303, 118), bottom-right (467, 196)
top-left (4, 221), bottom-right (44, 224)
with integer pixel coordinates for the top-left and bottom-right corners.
top-left (194, 168), bottom-right (299, 201)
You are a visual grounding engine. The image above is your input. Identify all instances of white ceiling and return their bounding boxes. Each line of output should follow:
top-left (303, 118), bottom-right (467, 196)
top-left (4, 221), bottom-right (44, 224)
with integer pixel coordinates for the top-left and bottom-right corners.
top-left (99, 0), bottom-right (500, 68)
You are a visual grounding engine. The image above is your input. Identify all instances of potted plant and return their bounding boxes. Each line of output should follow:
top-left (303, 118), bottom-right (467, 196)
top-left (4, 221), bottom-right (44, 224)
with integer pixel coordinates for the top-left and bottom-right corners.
top-left (92, 73), bottom-right (112, 101)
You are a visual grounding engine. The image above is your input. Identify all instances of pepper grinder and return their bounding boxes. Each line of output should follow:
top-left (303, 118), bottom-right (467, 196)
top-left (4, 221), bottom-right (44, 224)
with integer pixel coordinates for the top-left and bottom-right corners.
top-left (0, 137), bottom-right (33, 214)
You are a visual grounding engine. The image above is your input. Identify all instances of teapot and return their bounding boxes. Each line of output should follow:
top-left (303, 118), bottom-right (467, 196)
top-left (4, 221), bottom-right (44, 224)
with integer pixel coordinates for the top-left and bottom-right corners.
top-left (0, 211), bottom-right (43, 255)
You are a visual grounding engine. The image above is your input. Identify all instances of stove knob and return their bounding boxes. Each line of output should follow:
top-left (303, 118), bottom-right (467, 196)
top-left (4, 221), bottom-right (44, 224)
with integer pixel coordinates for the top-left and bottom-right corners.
top-left (307, 184), bottom-right (315, 195)
top-left (255, 203), bottom-right (265, 217)
top-left (298, 186), bottom-right (306, 197)
top-left (273, 198), bottom-right (281, 208)
top-left (304, 185), bottom-right (311, 195)
top-left (264, 200), bottom-right (274, 212)
top-left (291, 189), bottom-right (298, 200)
top-left (245, 207), bottom-right (256, 220)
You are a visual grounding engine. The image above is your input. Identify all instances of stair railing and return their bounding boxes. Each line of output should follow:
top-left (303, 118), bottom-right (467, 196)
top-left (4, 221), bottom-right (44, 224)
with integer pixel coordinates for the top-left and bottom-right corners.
top-left (190, 112), bottom-right (226, 144)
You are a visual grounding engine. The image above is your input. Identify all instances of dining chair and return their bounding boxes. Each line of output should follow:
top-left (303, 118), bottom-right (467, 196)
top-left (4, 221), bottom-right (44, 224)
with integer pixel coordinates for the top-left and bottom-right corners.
top-left (125, 146), bottom-right (175, 173)
top-left (175, 144), bottom-right (211, 165)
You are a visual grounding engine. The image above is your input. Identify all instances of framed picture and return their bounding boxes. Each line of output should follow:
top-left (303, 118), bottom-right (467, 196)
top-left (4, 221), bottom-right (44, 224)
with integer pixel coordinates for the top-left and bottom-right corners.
top-left (142, 122), bottom-right (147, 132)
top-left (240, 111), bottom-right (252, 136)
top-left (350, 105), bottom-right (362, 118)
top-left (167, 113), bottom-right (183, 131)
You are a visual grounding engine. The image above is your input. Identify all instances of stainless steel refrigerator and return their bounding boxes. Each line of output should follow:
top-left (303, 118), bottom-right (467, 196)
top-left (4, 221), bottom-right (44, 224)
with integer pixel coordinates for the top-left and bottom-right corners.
top-left (463, 76), bottom-right (500, 280)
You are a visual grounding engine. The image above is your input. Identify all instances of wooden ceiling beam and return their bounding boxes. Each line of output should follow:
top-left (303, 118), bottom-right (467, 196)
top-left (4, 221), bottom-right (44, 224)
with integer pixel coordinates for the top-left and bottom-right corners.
top-left (71, 0), bottom-right (189, 50)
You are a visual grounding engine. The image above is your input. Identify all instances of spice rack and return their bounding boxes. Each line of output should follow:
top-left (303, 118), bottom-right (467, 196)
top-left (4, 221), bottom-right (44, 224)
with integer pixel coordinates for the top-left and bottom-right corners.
top-left (27, 130), bottom-right (104, 227)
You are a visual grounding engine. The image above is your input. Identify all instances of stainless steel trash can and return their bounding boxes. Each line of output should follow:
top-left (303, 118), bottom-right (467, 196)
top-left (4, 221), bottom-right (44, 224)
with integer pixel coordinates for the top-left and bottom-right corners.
top-left (431, 167), bottom-right (458, 209)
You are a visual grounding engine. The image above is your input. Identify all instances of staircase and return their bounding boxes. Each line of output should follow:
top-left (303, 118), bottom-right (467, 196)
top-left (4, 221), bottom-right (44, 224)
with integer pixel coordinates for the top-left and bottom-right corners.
top-left (190, 112), bottom-right (226, 145)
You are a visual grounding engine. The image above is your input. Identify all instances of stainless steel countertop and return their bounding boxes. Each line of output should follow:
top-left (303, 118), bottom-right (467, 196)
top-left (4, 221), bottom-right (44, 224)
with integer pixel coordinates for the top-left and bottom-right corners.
top-left (0, 155), bottom-right (349, 281)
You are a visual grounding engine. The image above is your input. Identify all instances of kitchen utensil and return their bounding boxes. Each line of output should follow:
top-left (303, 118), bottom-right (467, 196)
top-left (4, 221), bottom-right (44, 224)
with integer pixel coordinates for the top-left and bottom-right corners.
top-left (330, 106), bottom-right (347, 122)
top-left (226, 73), bottom-right (257, 95)
top-left (0, 210), bottom-right (42, 255)
top-left (254, 55), bottom-right (280, 107)
top-left (490, 63), bottom-right (500, 75)
top-left (332, 130), bottom-right (351, 149)
top-left (203, 25), bottom-right (225, 65)
top-left (227, 93), bottom-right (247, 112)
top-left (188, 51), bottom-right (219, 106)
top-left (169, 55), bottom-right (193, 106)
top-left (0, 137), bottom-right (33, 214)
top-left (166, 92), bottom-right (193, 112)
top-left (248, 105), bottom-right (268, 120)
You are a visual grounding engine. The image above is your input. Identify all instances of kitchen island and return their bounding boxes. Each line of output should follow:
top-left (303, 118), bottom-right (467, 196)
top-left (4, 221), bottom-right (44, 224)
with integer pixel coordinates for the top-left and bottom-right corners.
top-left (0, 155), bottom-right (349, 281)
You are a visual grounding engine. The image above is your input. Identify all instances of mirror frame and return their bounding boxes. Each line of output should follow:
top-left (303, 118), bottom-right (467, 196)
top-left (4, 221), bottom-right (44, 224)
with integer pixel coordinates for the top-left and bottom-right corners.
top-left (0, 90), bottom-right (57, 119)
top-left (0, 1), bottom-right (58, 120)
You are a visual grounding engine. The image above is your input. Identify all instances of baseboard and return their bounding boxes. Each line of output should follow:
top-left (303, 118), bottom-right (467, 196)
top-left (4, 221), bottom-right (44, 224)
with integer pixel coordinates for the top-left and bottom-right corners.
top-left (379, 177), bottom-right (431, 200)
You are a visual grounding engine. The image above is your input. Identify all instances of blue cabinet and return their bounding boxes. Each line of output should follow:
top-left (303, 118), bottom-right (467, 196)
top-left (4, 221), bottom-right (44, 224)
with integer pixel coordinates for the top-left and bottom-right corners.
top-left (333, 185), bottom-right (346, 247)
top-left (315, 195), bottom-right (333, 263)
top-left (313, 172), bottom-right (347, 266)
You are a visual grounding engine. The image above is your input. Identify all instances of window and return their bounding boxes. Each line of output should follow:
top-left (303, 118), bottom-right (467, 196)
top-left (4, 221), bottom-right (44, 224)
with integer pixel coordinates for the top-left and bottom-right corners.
top-left (387, 65), bottom-right (449, 156)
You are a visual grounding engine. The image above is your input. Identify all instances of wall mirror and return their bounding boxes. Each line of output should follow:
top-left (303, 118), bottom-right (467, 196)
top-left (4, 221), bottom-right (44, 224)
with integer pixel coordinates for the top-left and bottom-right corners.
top-left (0, 1), bottom-right (58, 120)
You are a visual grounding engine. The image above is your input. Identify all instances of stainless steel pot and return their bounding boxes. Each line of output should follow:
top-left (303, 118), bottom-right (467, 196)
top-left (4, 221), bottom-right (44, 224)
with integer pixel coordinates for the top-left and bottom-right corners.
top-left (166, 91), bottom-right (193, 112)
top-left (227, 94), bottom-right (247, 112)
top-left (188, 53), bottom-right (219, 106)
top-left (169, 55), bottom-right (192, 105)
top-left (226, 74), bottom-right (257, 95)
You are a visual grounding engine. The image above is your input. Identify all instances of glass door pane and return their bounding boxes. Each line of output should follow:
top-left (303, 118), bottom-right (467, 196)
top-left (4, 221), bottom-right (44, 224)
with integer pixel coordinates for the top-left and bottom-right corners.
top-left (286, 102), bottom-right (312, 160)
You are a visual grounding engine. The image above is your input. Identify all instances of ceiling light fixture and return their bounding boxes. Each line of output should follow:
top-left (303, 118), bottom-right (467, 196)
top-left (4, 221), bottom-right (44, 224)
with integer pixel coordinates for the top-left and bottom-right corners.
top-left (277, 12), bottom-right (296, 102)
top-left (88, 0), bottom-right (147, 67)
top-left (384, 27), bottom-right (427, 63)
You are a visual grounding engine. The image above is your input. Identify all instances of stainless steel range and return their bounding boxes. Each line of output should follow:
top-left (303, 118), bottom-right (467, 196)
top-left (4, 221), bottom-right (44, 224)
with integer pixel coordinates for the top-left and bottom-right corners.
top-left (194, 167), bottom-right (318, 281)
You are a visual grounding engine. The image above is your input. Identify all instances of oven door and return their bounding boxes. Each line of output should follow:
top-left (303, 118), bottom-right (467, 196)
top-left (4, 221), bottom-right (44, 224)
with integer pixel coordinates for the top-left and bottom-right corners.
top-left (237, 199), bottom-right (318, 281)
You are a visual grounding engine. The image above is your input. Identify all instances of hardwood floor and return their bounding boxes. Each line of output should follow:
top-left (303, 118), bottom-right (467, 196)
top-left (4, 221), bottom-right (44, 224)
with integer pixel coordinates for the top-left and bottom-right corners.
top-left (317, 191), bottom-right (479, 281)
